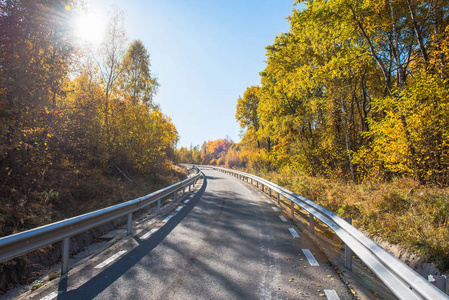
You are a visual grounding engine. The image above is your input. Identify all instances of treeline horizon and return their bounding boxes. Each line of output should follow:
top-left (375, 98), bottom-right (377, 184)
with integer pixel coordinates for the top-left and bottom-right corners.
top-left (178, 0), bottom-right (449, 186)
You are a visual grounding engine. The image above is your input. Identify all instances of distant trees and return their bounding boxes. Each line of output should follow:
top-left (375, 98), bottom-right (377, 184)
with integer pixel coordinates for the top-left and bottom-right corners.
top-left (176, 139), bottom-right (232, 165)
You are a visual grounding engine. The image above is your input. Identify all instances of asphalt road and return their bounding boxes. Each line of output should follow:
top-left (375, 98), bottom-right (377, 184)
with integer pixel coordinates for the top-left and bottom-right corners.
top-left (29, 168), bottom-right (354, 300)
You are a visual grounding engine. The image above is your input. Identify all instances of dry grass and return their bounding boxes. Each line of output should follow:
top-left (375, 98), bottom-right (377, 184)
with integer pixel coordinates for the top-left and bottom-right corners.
top-left (261, 170), bottom-right (449, 271)
top-left (0, 163), bottom-right (187, 238)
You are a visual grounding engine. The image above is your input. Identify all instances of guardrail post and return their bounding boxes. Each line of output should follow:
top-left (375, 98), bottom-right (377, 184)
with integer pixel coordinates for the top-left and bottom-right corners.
top-left (157, 199), bottom-right (161, 215)
top-left (262, 184), bottom-right (264, 192)
top-left (309, 213), bottom-right (315, 234)
top-left (344, 217), bottom-right (353, 270)
top-left (174, 190), bottom-right (177, 202)
top-left (251, 178), bottom-right (253, 185)
top-left (61, 237), bottom-right (70, 275)
top-left (257, 181), bottom-right (259, 188)
top-left (269, 188), bottom-right (271, 197)
top-left (291, 201), bottom-right (295, 221)
top-left (277, 192), bottom-right (280, 205)
top-left (182, 187), bottom-right (185, 196)
top-left (127, 213), bottom-right (133, 235)
top-left (428, 275), bottom-right (447, 293)
top-left (189, 184), bottom-right (191, 192)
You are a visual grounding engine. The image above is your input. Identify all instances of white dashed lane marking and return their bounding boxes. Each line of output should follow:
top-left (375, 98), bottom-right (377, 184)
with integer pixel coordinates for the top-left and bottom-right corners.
top-left (302, 249), bottom-right (319, 266)
top-left (175, 206), bottom-right (183, 211)
top-left (324, 289), bottom-right (340, 300)
top-left (163, 215), bottom-right (174, 222)
top-left (94, 250), bottom-right (127, 269)
top-left (279, 215), bottom-right (287, 222)
top-left (272, 207), bottom-right (279, 211)
top-left (288, 228), bottom-right (300, 238)
top-left (141, 228), bottom-right (157, 240)
top-left (184, 199), bottom-right (190, 204)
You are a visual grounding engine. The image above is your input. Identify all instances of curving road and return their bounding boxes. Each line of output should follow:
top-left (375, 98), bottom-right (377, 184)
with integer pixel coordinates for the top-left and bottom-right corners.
top-left (27, 168), bottom-right (353, 300)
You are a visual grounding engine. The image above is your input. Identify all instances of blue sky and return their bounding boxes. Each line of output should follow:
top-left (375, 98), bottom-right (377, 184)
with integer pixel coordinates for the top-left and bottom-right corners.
top-left (80, 0), bottom-right (299, 148)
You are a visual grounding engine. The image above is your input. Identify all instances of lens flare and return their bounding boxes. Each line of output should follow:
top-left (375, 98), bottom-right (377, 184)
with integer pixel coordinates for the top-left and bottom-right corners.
top-left (75, 11), bottom-right (106, 45)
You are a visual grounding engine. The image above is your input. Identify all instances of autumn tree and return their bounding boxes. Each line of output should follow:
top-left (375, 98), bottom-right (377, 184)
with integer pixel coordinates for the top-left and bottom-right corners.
top-left (64, 55), bottom-right (104, 166)
top-left (0, 0), bottom-right (75, 175)
top-left (236, 86), bottom-right (262, 148)
top-left (176, 145), bottom-right (202, 164)
top-left (234, 0), bottom-right (449, 184)
top-left (0, 0), bottom-right (182, 243)
top-left (98, 7), bottom-right (126, 153)
top-left (121, 40), bottom-right (159, 107)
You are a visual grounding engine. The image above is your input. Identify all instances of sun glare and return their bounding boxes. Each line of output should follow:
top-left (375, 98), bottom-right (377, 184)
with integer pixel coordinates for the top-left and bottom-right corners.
top-left (75, 11), bottom-right (106, 46)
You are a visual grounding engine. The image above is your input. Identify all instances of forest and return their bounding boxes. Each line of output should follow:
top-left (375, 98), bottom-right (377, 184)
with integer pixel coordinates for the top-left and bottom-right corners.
top-left (177, 0), bottom-right (449, 270)
top-left (0, 0), bottom-right (181, 238)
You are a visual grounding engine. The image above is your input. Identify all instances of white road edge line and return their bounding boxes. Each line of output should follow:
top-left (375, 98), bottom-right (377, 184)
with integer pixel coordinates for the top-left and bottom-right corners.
top-left (40, 291), bottom-right (62, 300)
top-left (272, 207), bottom-right (279, 211)
top-left (302, 249), bottom-right (319, 266)
top-left (324, 289), bottom-right (340, 300)
top-left (163, 215), bottom-right (174, 222)
top-left (141, 228), bottom-right (157, 240)
top-left (288, 228), bottom-right (300, 238)
top-left (175, 206), bottom-right (183, 211)
top-left (94, 250), bottom-right (127, 269)
top-left (279, 215), bottom-right (287, 222)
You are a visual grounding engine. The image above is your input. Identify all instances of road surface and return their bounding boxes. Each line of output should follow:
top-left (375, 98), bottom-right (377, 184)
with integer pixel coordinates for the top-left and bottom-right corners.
top-left (26, 168), bottom-right (353, 300)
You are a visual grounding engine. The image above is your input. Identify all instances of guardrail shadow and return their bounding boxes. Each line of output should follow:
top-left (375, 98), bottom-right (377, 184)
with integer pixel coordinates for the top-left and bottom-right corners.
top-left (55, 177), bottom-right (208, 300)
top-left (54, 170), bottom-right (333, 299)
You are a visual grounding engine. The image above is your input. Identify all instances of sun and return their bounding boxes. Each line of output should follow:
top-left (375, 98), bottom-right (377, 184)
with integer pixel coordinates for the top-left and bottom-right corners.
top-left (74, 11), bottom-right (106, 45)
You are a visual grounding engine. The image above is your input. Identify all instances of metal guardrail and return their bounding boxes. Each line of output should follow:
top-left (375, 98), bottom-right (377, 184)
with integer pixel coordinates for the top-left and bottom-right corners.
top-left (213, 166), bottom-right (448, 300)
top-left (0, 166), bottom-right (203, 276)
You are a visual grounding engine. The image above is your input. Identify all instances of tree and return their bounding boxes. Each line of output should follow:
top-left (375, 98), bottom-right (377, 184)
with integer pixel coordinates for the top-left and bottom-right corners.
top-left (0, 0), bottom-right (74, 173)
top-left (98, 7), bottom-right (126, 153)
top-left (236, 86), bottom-right (264, 148)
top-left (121, 40), bottom-right (159, 107)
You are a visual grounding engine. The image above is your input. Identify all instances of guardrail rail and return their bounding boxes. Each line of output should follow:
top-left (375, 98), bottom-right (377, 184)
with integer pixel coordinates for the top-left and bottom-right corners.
top-left (0, 166), bottom-right (203, 276)
top-left (213, 166), bottom-right (448, 300)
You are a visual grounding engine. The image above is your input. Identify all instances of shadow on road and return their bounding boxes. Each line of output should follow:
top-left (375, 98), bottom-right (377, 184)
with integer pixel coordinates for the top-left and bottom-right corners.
top-left (55, 177), bottom-right (208, 300)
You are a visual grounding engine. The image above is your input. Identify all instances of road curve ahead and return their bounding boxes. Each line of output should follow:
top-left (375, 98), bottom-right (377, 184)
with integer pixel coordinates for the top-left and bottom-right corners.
top-left (49, 168), bottom-right (353, 299)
